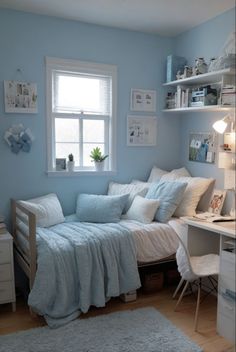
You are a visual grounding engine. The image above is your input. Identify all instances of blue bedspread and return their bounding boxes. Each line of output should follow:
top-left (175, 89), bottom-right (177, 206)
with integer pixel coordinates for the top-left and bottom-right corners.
top-left (28, 222), bottom-right (141, 327)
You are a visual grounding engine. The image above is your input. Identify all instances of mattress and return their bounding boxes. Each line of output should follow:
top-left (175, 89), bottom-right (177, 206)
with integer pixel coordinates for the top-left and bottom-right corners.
top-left (16, 217), bottom-right (185, 264)
top-left (120, 218), bottom-right (181, 263)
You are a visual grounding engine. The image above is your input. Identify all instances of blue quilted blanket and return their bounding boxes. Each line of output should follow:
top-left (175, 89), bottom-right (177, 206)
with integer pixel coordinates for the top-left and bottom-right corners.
top-left (28, 222), bottom-right (141, 327)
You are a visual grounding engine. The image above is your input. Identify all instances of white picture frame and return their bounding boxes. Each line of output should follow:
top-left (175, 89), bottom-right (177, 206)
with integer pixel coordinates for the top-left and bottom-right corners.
top-left (4, 80), bottom-right (38, 113)
top-left (56, 158), bottom-right (66, 171)
top-left (208, 189), bottom-right (226, 215)
top-left (130, 89), bottom-right (156, 112)
top-left (127, 115), bottom-right (157, 146)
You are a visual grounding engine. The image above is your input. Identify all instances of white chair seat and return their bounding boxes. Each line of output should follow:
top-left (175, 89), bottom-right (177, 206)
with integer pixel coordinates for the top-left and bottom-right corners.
top-left (190, 254), bottom-right (219, 277)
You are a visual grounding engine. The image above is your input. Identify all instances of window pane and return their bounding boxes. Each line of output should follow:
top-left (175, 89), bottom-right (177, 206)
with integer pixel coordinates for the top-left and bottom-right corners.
top-left (83, 120), bottom-right (104, 143)
top-left (55, 118), bottom-right (79, 142)
top-left (56, 143), bottom-right (80, 166)
top-left (54, 74), bottom-right (110, 114)
top-left (83, 143), bottom-right (104, 167)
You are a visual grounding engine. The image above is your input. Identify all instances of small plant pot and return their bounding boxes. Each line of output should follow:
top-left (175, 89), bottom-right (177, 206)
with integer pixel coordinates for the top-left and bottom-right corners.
top-left (94, 161), bottom-right (105, 172)
top-left (67, 161), bottom-right (75, 172)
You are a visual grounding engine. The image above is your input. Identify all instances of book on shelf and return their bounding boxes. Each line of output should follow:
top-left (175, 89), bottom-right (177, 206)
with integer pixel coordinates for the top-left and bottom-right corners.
top-left (193, 212), bottom-right (235, 223)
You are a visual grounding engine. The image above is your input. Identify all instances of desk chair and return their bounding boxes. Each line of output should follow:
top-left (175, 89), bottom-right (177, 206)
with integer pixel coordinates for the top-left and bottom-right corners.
top-left (173, 232), bottom-right (219, 331)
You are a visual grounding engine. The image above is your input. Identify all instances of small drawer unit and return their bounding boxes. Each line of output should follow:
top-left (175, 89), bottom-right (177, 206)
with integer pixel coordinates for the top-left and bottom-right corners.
top-left (0, 233), bottom-right (16, 311)
top-left (217, 236), bottom-right (236, 344)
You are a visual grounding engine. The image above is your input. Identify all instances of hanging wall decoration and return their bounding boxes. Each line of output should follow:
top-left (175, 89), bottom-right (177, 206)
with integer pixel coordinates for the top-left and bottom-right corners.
top-left (4, 124), bottom-right (35, 154)
top-left (4, 80), bottom-right (38, 113)
top-left (189, 132), bottom-right (217, 164)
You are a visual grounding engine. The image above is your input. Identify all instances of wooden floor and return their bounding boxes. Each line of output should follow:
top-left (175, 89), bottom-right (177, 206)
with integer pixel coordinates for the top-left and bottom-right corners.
top-left (0, 287), bottom-right (234, 352)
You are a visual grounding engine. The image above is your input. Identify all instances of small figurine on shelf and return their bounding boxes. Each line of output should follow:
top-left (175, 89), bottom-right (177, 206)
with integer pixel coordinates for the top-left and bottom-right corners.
top-left (183, 66), bottom-right (192, 78)
top-left (194, 58), bottom-right (208, 75)
top-left (176, 70), bottom-right (182, 80)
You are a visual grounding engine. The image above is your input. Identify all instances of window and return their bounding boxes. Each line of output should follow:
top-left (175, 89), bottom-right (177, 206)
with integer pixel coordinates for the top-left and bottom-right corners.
top-left (46, 57), bottom-right (117, 173)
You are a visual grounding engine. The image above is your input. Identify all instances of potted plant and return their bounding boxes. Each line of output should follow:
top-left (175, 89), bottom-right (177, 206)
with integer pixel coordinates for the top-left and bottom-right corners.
top-left (67, 153), bottom-right (75, 172)
top-left (90, 147), bottom-right (108, 171)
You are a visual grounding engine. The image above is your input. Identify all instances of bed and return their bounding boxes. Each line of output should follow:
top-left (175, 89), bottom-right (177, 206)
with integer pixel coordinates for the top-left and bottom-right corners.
top-left (11, 199), bottom-right (181, 327)
top-left (11, 169), bottom-right (214, 326)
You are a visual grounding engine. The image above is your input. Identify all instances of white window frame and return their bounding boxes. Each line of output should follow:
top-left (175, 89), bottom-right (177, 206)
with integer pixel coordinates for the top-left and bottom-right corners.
top-left (45, 57), bottom-right (117, 175)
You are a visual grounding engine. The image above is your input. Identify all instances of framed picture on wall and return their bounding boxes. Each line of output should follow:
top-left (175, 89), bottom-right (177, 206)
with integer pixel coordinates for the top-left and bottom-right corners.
top-left (4, 80), bottom-right (38, 113)
top-left (56, 158), bottom-right (66, 171)
top-left (130, 89), bottom-right (156, 112)
top-left (127, 115), bottom-right (157, 146)
top-left (208, 189), bottom-right (226, 215)
top-left (189, 132), bottom-right (217, 164)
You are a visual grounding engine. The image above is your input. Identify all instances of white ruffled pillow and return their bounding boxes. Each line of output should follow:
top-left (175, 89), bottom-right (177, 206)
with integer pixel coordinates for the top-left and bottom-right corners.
top-left (147, 166), bottom-right (168, 183)
top-left (160, 167), bottom-right (191, 182)
top-left (124, 195), bottom-right (160, 224)
top-left (108, 182), bottom-right (148, 212)
top-left (18, 193), bottom-right (65, 227)
top-left (173, 177), bottom-right (213, 217)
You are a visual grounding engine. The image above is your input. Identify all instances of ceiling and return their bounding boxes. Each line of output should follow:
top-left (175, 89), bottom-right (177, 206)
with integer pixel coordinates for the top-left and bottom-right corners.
top-left (0, 0), bottom-right (235, 36)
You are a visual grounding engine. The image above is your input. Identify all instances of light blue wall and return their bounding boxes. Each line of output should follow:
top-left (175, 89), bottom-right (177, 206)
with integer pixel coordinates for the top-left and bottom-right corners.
top-left (1, 8), bottom-right (235, 222)
top-left (0, 9), bottom-right (180, 221)
top-left (174, 8), bottom-right (235, 188)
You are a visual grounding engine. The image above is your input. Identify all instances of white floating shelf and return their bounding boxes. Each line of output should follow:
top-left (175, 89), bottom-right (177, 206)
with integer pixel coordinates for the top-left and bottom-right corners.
top-left (163, 68), bottom-right (235, 87)
top-left (162, 105), bottom-right (235, 113)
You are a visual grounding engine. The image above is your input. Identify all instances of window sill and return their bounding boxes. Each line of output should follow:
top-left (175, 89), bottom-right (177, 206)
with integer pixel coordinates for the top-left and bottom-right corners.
top-left (46, 170), bottom-right (117, 177)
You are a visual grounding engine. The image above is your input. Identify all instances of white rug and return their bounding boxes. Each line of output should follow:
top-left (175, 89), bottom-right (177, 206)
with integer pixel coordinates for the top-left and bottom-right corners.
top-left (0, 307), bottom-right (202, 352)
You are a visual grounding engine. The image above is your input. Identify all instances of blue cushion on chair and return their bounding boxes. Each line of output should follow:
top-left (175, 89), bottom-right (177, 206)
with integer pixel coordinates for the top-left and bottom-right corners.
top-left (76, 193), bottom-right (129, 223)
top-left (145, 181), bottom-right (187, 223)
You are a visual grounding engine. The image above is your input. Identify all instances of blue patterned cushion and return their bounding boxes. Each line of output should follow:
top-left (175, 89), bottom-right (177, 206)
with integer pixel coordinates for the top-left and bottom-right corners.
top-left (145, 181), bottom-right (187, 223)
top-left (76, 193), bottom-right (129, 223)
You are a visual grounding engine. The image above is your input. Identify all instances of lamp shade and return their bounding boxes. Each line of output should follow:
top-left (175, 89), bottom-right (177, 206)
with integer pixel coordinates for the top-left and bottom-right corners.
top-left (213, 119), bottom-right (228, 134)
top-left (213, 115), bottom-right (232, 134)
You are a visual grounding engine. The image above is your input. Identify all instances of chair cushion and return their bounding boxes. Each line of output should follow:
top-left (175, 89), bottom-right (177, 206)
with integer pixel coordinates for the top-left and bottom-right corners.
top-left (190, 254), bottom-right (219, 277)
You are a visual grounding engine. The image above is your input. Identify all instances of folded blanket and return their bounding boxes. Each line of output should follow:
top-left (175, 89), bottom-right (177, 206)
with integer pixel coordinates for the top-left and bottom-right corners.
top-left (28, 222), bottom-right (141, 327)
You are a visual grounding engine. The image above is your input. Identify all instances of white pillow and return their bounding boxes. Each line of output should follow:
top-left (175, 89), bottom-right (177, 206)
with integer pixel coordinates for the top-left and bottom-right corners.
top-left (19, 193), bottom-right (65, 227)
top-left (173, 177), bottom-right (213, 217)
top-left (131, 180), bottom-right (152, 187)
top-left (108, 182), bottom-right (148, 212)
top-left (197, 178), bottom-right (215, 211)
top-left (161, 167), bottom-right (191, 182)
top-left (124, 195), bottom-right (160, 224)
top-left (147, 166), bottom-right (168, 183)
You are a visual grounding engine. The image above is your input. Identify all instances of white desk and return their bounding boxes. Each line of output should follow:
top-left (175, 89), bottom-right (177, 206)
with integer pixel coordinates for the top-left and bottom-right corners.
top-left (181, 218), bottom-right (235, 344)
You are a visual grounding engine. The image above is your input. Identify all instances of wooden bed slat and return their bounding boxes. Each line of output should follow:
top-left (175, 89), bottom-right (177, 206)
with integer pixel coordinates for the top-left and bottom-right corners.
top-left (11, 199), bottom-right (37, 290)
top-left (14, 249), bottom-right (30, 277)
top-left (16, 211), bottom-right (29, 225)
top-left (16, 224), bottom-right (29, 239)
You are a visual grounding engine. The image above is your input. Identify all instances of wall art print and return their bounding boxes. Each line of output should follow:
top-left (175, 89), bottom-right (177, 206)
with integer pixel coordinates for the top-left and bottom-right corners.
top-left (189, 132), bottom-right (217, 164)
top-left (127, 115), bottom-right (157, 146)
top-left (130, 89), bottom-right (156, 112)
top-left (4, 80), bottom-right (38, 113)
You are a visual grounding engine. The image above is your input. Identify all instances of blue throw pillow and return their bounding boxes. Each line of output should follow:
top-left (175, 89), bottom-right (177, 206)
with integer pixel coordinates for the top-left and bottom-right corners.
top-left (145, 181), bottom-right (187, 223)
top-left (76, 193), bottom-right (129, 223)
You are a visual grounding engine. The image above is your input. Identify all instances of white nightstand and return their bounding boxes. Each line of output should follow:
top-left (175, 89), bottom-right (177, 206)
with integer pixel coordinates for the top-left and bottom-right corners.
top-left (0, 232), bottom-right (16, 311)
